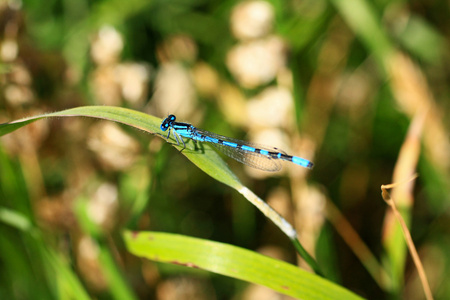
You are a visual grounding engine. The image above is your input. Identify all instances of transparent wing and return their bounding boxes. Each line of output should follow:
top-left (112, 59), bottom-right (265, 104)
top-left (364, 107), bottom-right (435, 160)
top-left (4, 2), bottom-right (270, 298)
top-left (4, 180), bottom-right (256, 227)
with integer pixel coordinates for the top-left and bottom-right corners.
top-left (195, 129), bottom-right (283, 172)
top-left (211, 143), bottom-right (282, 171)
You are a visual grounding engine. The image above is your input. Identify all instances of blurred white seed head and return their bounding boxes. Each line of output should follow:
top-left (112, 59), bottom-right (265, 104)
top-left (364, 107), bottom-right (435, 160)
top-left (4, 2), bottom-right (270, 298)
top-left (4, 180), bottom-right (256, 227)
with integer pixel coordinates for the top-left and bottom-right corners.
top-left (3, 64), bottom-right (34, 106)
top-left (87, 122), bottom-right (140, 171)
top-left (150, 62), bottom-right (197, 118)
top-left (230, 1), bottom-right (274, 40)
top-left (91, 62), bottom-right (150, 106)
top-left (227, 36), bottom-right (287, 89)
top-left (8, 63), bottom-right (32, 85)
top-left (91, 26), bottom-right (123, 65)
top-left (4, 84), bottom-right (34, 105)
top-left (91, 65), bottom-right (122, 106)
top-left (1, 39), bottom-right (18, 61)
top-left (246, 86), bottom-right (294, 129)
top-left (156, 35), bottom-right (198, 63)
top-left (191, 62), bottom-right (220, 98)
top-left (115, 63), bottom-right (151, 105)
top-left (87, 182), bottom-right (118, 227)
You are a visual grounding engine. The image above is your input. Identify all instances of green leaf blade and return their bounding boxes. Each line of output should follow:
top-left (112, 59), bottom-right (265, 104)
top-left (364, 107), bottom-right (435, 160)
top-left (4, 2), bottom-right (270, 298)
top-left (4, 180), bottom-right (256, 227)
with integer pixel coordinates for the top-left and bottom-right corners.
top-left (124, 230), bottom-right (364, 300)
top-left (0, 106), bottom-right (241, 188)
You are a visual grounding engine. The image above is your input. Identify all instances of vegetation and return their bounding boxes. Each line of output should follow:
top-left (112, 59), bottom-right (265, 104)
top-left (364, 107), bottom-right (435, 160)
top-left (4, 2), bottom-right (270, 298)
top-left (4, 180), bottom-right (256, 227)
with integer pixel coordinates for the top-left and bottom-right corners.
top-left (1, 0), bottom-right (449, 299)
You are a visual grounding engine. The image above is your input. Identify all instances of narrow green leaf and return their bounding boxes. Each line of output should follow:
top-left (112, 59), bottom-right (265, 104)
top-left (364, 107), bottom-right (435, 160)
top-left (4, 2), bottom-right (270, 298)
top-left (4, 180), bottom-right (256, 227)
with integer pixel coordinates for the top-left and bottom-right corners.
top-left (43, 248), bottom-right (92, 300)
top-left (0, 106), bottom-right (240, 189)
top-left (0, 207), bottom-right (33, 232)
top-left (98, 246), bottom-right (138, 300)
top-left (330, 0), bottom-right (394, 63)
top-left (1, 106), bottom-right (297, 195)
top-left (124, 231), bottom-right (364, 300)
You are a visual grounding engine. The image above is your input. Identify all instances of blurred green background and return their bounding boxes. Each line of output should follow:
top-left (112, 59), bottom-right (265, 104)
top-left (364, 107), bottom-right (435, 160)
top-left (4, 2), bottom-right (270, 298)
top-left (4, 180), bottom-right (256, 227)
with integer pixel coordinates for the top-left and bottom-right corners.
top-left (0, 0), bottom-right (449, 299)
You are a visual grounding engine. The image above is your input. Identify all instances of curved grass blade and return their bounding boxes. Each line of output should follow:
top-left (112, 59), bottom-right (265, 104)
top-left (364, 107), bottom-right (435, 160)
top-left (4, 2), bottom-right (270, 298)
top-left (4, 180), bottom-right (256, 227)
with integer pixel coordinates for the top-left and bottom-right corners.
top-left (330, 0), bottom-right (394, 64)
top-left (0, 106), bottom-right (241, 191)
top-left (124, 231), bottom-right (364, 300)
top-left (0, 106), bottom-right (161, 137)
